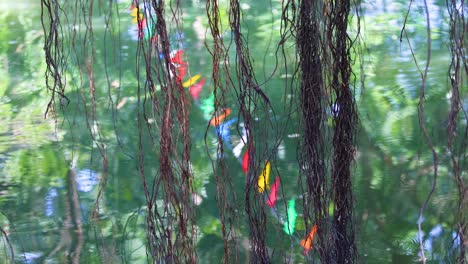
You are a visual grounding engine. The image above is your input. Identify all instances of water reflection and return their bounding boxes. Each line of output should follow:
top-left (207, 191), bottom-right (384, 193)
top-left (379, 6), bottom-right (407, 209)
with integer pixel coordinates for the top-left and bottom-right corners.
top-left (0, 0), bottom-right (464, 262)
top-left (52, 169), bottom-right (84, 264)
top-left (45, 188), bottom-right (57, 217)
top-left (76, 169), bottom-right (100, 193)
top-left (23, 252), bottom-right (42, 264)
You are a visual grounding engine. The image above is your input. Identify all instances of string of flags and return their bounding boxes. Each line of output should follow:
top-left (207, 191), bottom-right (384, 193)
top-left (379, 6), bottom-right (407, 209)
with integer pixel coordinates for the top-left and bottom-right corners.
top-left (128, 3), bottom-right (318, 255)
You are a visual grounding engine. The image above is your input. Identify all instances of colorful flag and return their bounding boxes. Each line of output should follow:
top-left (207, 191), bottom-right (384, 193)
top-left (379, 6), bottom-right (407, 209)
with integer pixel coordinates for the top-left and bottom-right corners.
top-left (266, 176), bottom-right (280, 208)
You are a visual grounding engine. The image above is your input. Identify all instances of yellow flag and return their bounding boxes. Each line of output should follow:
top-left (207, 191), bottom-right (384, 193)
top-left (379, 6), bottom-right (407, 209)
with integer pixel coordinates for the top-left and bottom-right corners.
top-left (182, 74), bottom-right (201, 88)
top-left (130, 8), bottom-right (143, 24)
top-left (258, 161), bottom-right (271, 193)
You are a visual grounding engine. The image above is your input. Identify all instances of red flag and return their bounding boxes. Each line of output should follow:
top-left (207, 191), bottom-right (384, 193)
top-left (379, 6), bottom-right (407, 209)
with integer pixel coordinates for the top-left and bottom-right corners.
top-left (171, 50), bottom-right (187, 66)
top-left (266, 176), bottom-right (280, 208)
top-left (189, 78), bottom-right (206, 100)
top-left (137, 19), bottom-right (146, 39)
top-left (176, 66), bottom-right (186, 82)
top-left (242, 150), bottom-right (249, 174)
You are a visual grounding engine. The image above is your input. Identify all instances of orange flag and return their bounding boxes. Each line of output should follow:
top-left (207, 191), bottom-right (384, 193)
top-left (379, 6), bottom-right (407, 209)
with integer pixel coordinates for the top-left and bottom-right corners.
top-left (300, 224), bottom-right (318, 255)
top-left (209, 108), bottom-right (232, 126)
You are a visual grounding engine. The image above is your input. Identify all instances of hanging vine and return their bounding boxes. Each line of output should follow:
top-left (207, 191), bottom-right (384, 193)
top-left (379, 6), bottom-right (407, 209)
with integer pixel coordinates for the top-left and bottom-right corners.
top-left (228, 0), bottom-right (271, 261)
top-left (135, 0), bottom-right (197, 262)
top-left (296, 0), bottom-right (332, 262)
top-left (326, 1), bottom-right (358, 262)
top-left (39, 0), bottom-right (363, 262)
top-left (446, 0), bottom-right (467, 262)
top-left (205, 0), bottom-right (240, 262)
top-left (41, 0), bottom-right (69, 118)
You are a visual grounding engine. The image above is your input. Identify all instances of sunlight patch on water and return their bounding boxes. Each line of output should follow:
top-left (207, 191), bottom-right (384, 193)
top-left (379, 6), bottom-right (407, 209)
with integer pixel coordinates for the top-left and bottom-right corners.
top-left (76, 169), bottom-right (99, 192)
